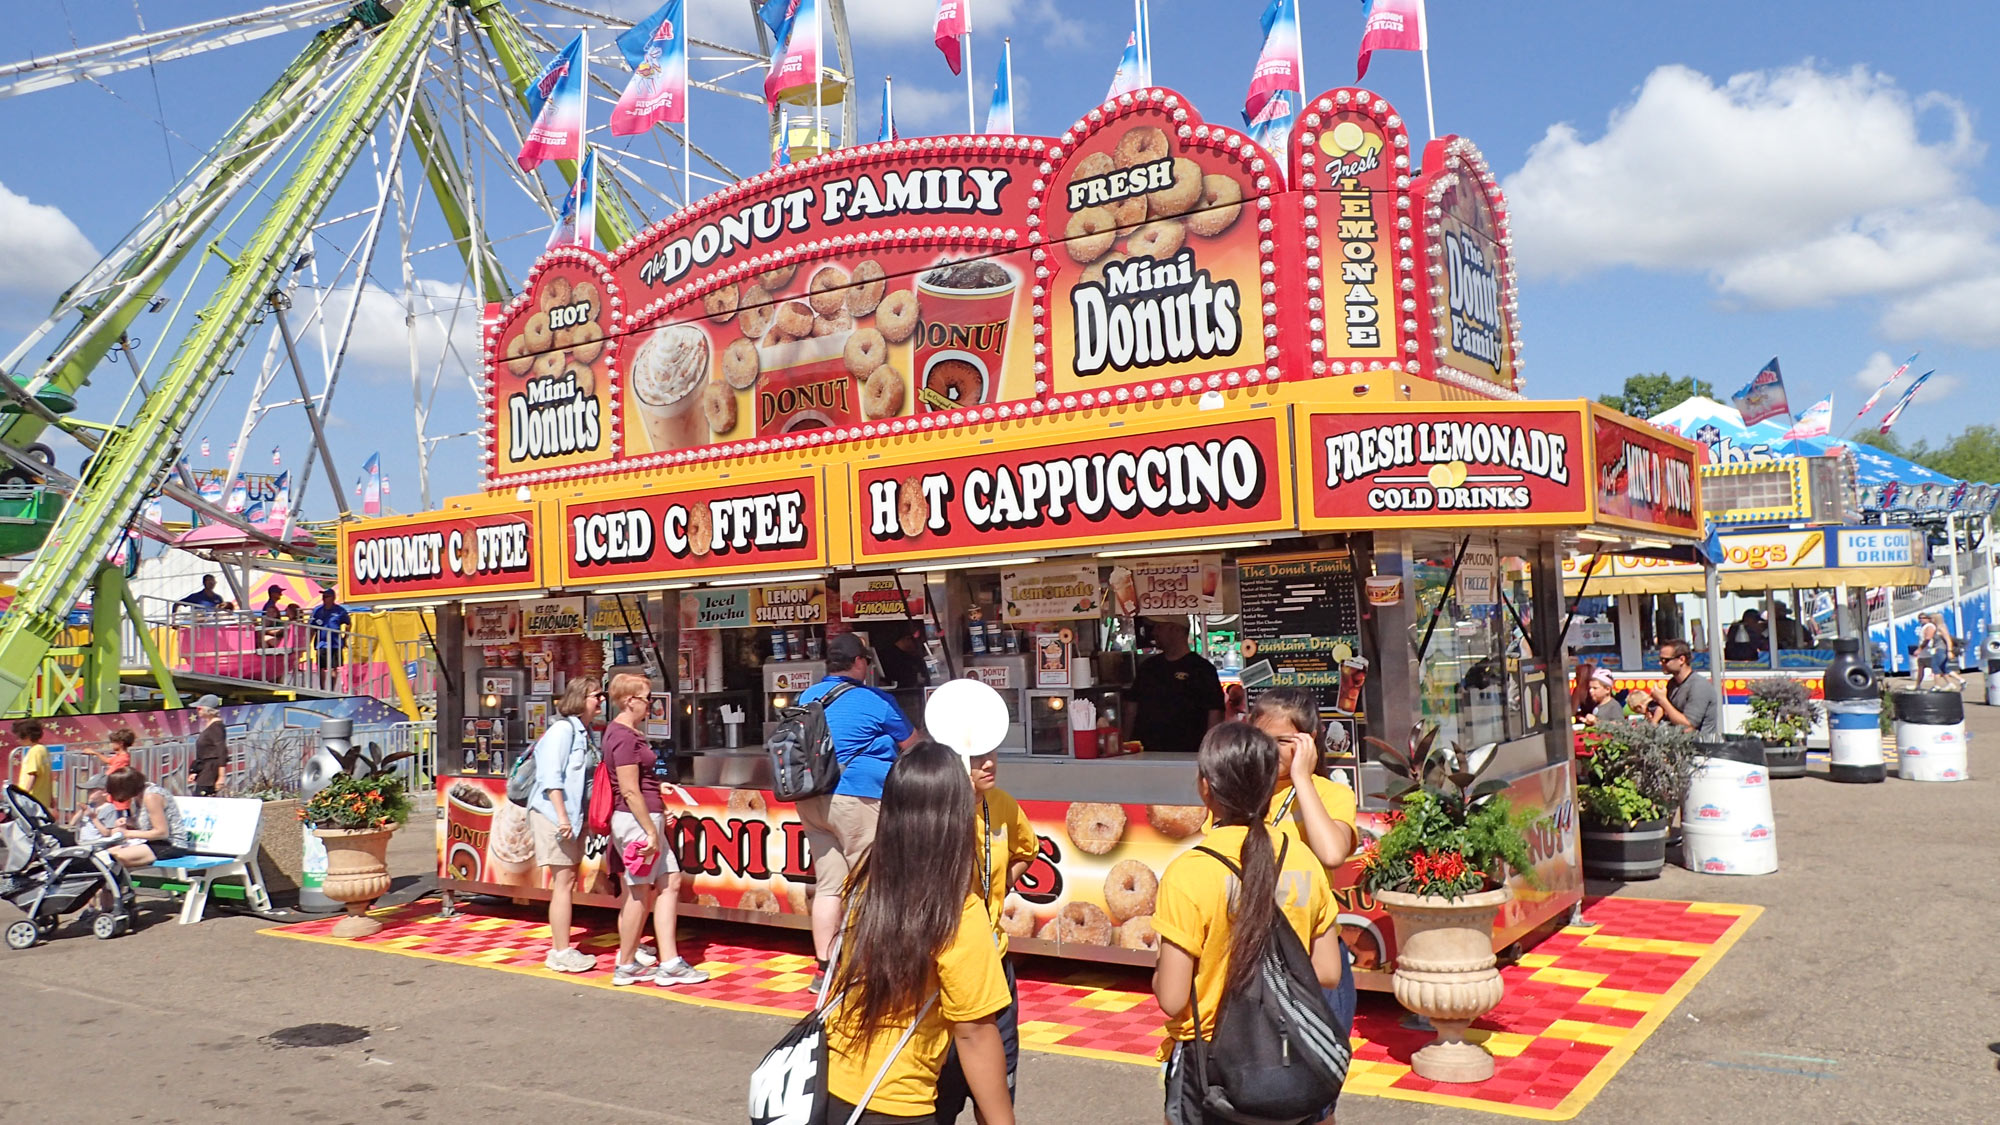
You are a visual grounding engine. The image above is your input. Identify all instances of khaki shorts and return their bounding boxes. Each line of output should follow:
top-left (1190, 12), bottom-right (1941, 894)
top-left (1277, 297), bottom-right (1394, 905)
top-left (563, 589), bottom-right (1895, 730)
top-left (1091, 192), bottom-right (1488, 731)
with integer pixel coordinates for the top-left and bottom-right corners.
top-left (794, 794), bottom-right (880, 897)
top-left (528, 809), bottom-right (582, 868)
top-left (610, 810), bottom-right (680, 885)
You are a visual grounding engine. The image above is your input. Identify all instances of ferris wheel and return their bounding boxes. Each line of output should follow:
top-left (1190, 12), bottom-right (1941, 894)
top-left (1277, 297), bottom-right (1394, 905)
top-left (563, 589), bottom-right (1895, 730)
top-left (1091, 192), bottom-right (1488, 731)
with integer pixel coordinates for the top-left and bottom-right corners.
top-left (0, 0), bottom-right (859, 711)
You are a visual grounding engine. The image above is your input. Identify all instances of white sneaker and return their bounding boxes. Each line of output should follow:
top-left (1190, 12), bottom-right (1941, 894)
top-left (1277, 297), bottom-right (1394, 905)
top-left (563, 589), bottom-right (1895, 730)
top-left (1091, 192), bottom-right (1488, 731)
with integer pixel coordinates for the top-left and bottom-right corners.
top-left (544, 947), bottom-right (596, 973)
top-left (612, 961), bottom-right (661, 986)
top-left (633, 945), bottom-right (660, 967)
top-left (652, 957), bottom-right (710, 986)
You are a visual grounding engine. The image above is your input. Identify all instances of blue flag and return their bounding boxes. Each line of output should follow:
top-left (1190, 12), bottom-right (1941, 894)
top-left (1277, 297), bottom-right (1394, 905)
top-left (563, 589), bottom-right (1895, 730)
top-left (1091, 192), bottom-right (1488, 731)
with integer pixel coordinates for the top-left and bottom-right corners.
top-left (1729, 356), bottom-right (1789, 426)
top-left (877, 77), bottom-right (897, 143)
top-left (985, 41), bottom-right (1014, 135)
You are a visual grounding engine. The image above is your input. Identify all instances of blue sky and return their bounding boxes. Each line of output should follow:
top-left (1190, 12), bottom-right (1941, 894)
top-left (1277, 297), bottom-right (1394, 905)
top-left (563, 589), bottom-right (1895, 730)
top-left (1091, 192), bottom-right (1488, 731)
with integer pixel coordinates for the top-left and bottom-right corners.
top-left (2, 0), bottom-right (1996, 515)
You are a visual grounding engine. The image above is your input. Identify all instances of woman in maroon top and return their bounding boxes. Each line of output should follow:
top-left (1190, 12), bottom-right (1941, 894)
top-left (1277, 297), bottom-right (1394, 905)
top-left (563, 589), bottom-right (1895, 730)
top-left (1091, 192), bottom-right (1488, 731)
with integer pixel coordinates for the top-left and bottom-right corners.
top-left (605, 672), bottom-right (707, 987)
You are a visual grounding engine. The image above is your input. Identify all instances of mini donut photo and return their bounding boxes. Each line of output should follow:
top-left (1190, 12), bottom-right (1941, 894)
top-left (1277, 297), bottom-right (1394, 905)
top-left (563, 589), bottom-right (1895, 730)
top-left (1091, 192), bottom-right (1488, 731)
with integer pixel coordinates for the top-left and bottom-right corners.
top-left (1045, 901), bottom-right (1114, 946)
top-left (703, 282), bottom-right (740, 323)
top-left (1108, 197), bottom-right (1146, 227)
top-left (1064, 206), bottom-right (1116, 264)
top-left (561, 360), bottom-right (595, 396)
top-left (725, 788), bottom-right (768, 817)
top-left (807, 264), bottom-right (850, 317)
top-left (1147, 157), bottom-right (1204, 217)
top-left (685, 502), bottom-right (714, 556)
top-left (772, 299), bottom-right (815, 340)
top-left (736, 284), bottom-right (775, 338)
top-left (922, 356), bottom-right (984, 409)
top-left (1114, 915), bottom-right (1159, 952)
top-left (1145, 804), bottom-right (1207, 839)
top-left (875, 289), bottom-right (920, 342)
top-left (571, 279), bottom-right (600, 314)
top-left (720, 337), bottom-right (761, 390)
top-left (523, 310), bottom-right (553, 351)
top-left (1185, 174), bottom-right (1246, 238)
top-left (843, 327), bottom-right (887, 376)
top-left (568, 320), bottom-right (605, 364)
top-left (861, 365), bottom-right (905, 420)
top-left (703, 381), bottom-right (737, 435)
top-left (1103, 859), bottom-right (1158, 923)
top-left (1064, 801), bottom-right (1128, 855)
top-left (998, 894), bottom-right (1038, 939)
top-left (759, 261), bottom-right (798, 292)
top-left (530, 349), bottom-right (565, 380)
top-left (846, 258), bottom-right (888, 316)
top-left (693, 892), bottom-right (722, 908)
top-left (538, 275), bottom-right (573, 311)
top-left (1071, 151), bottom-right (1115, 183)
top-left (504, 335), bottom-right (534, 376)
top-left (738, 887), bottom-right (781, 914)
top-left (810, 311), bottom-right (853, 338)
top-left (551, 327), bottom-right (575, 351)
top-left (896, 475), bottom-right (929, 538)
top-left (1113, 125), bottom-right (1170, 169)
top-left (1079, 250), bottom-right (1129, 290)
top-left (1127, 218), bottom-right (1186, 261)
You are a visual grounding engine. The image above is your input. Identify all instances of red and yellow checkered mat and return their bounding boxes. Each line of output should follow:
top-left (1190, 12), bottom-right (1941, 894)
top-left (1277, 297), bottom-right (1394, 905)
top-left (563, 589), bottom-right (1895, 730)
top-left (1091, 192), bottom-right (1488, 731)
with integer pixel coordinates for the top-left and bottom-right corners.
top-left (265, 895), bottom-right (1757, 1120)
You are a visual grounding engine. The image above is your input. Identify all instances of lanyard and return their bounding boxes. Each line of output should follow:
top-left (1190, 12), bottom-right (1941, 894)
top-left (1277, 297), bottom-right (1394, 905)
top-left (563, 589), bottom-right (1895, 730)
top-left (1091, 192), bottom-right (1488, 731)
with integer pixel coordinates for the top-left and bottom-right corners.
top-left (978, 796), bottom-right (994, 920)
top-left (1270, 785), bottom-right (1297, 826)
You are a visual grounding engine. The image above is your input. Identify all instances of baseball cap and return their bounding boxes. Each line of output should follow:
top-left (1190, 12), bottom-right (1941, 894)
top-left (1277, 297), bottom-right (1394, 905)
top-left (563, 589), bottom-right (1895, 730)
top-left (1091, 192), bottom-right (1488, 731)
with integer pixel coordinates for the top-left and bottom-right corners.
top-left (193, 694), bottom-right (223, 710)
top-left (826, 632), bottom-right (867, 669)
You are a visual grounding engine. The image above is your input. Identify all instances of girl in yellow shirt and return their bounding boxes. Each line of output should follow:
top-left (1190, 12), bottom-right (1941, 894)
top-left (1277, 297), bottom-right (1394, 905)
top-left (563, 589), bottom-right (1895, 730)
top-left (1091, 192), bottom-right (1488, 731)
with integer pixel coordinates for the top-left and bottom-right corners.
top-left (823, 742), bottom-right (1016, 1124)
top-left (1153, 722), bottom-right (1346, 1125)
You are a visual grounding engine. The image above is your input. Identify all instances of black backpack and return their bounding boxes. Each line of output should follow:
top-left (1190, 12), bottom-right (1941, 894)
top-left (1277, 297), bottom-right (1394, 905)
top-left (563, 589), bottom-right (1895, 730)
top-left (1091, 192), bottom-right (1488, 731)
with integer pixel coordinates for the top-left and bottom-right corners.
top-left (767, 683), bottom-right (858, 802)
top-left (1188, 840), bottom-right (1350, 1125)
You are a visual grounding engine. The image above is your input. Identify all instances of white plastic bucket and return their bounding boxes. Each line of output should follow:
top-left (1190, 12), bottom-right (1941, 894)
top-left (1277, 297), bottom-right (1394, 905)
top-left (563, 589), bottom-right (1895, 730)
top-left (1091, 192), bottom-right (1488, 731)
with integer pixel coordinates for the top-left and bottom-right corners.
top-left (1898, 721), bottom-right (1970, 782)
top-left (1681, 754), bottom-right (1778, 875)
top-left (1826, 698), bottom-right (1885, 783)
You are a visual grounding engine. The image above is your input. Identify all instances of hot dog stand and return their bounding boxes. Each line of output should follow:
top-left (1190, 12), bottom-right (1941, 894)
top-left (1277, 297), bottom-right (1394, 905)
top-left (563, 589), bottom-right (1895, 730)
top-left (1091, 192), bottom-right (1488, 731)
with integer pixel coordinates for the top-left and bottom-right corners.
top-left (337, 86), bottom-right (1702, 986)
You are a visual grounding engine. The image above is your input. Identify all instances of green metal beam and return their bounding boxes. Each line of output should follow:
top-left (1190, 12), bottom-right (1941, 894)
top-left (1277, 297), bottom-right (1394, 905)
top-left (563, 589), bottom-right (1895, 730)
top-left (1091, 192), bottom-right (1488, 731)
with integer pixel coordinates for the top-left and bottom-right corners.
top-left (86, 566), bottom-right (124, 712)
top-left (0, 0), bottom-right (449, 714)
top-left (0, 19), bottom-right (356, 453)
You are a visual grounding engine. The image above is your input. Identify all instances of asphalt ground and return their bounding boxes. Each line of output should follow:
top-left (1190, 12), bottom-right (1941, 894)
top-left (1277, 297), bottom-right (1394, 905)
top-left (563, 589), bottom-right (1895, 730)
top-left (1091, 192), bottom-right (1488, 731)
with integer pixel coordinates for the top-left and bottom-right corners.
top-left (3, 688), bottom-right (1995, 1124)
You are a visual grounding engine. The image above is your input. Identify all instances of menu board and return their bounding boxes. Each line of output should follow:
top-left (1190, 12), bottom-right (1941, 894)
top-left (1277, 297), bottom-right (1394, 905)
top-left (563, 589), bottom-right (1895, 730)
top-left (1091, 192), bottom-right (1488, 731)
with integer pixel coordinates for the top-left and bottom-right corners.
top-left (1237, 554), bottom-right (1361, 689)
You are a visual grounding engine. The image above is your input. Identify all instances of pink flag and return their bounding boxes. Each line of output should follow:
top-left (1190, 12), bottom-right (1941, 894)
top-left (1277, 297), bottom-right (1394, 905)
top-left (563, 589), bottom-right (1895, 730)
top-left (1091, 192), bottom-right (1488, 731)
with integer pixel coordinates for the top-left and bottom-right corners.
top-left (611, 1), bottom-right (688, 134)
top-left (1245, 0), bottom-right (1303, 126)
top-left (519, 35), bottom-right (588, 170)
top-left (1780, 397), bottom-right (1832, 441)
top-left (934, 0), bottom-right (969, 76)
top-left (1356, 0), bottom-right (1423, 81)
top-left (763, 0), bottom-right (819, 108)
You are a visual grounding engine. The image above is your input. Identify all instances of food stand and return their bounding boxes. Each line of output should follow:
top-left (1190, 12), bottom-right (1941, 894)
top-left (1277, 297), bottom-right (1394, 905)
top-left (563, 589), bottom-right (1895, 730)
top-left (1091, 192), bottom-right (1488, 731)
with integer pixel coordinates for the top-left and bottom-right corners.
top-left (337, 86), bottom-right (1702, 987)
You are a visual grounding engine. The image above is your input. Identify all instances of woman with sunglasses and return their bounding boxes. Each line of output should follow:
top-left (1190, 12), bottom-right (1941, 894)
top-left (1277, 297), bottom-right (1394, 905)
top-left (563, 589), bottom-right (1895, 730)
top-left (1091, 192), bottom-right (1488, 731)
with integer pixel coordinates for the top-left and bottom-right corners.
top-left (529, 677), bottom-right (602, 972)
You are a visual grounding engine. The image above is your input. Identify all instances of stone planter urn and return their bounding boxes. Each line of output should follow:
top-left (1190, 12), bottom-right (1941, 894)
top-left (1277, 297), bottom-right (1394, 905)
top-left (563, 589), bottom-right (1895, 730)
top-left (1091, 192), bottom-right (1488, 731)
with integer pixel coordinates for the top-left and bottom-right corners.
top-left (1378, 886), bottom-right (1512, 1083)
top-left (313, 827), bottom-right (396, 938)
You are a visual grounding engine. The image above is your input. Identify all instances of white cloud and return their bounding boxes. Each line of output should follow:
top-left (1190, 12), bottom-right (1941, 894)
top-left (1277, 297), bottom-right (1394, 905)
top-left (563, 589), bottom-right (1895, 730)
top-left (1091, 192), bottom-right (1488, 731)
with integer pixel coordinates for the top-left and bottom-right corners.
top-left (1847, 350), bottom-right (1959, 402)
top-left (891, 83), bottom-right (976, 128)
top-left (0, 180), bottom-right (97, 298)
top-left (1502, 62), bottom-right (2000, 346)
top-left (299, 279), bottom-right (481, 386)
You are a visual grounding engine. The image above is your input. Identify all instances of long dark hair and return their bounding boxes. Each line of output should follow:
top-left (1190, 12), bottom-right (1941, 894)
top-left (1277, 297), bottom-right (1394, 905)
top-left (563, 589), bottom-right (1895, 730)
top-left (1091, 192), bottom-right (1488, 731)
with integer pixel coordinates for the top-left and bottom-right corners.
top-left (1199, 721), bottom-right (1282, 997)
top-left (830, 741), bottom-right (979, 1041)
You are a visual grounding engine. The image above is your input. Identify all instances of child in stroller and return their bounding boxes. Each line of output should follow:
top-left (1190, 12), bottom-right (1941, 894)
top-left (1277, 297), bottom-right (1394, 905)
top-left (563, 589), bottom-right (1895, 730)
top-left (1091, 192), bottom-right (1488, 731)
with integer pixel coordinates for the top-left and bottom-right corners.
top-left (0, 784), bottom-right (137, 947)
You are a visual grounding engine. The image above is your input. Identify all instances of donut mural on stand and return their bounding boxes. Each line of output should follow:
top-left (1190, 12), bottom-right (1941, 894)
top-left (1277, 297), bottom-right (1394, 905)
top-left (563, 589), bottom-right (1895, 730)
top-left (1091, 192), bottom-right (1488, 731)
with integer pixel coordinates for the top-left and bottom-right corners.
top-left (483, 248), bottom-right (623, 485)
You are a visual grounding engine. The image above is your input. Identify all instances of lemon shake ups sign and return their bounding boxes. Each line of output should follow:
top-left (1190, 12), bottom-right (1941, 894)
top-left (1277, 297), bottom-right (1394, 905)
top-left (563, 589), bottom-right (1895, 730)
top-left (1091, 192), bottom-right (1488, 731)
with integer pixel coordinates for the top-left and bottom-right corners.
top-left (1303, 405), bottom-right (1589, 529)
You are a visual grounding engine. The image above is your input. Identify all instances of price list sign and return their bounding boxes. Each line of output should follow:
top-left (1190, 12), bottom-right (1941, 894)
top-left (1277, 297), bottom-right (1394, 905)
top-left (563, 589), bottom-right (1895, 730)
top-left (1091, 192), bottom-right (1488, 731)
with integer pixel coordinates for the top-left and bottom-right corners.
top-left (1237, 553), bottom-right (1361, 690)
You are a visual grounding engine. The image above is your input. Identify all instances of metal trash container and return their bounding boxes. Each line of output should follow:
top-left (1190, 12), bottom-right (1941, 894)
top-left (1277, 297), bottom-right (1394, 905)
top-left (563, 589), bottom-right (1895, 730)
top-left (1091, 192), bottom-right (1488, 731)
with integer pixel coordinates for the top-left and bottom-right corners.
top-left (296, 718), bottom-right (351, 912)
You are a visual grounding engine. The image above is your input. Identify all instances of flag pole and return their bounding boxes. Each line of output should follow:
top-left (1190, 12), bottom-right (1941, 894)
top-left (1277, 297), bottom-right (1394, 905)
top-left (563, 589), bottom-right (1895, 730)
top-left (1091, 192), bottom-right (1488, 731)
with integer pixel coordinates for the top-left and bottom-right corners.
top-left (886, 74), bottom-right (894, 140)
top-left (1418, 0), bottom-right (1436, 140)
top-left (1004, 37), bottom-right (1013, 128)
top-left (962, 0), bottom-right (976, 134)
top-left (814, 0), bottom-right (825, 152)
top-left (1292, 0), bottom-right (1307, 107)
top-left (683, 2), bottom-right (693, 206)
top-left (1133, 0), bottom-right (1148, 86)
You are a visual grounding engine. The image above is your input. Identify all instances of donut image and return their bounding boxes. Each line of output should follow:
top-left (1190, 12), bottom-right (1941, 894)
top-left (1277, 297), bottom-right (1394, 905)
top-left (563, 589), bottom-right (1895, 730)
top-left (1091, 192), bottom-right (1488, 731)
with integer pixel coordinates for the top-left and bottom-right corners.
top-left (538, 275), bottom-right (573, 311)
top-left (1148, 158), bottom-right (1204, 217)
top-left (843, 327), bottom-right (888, 376)
top-left (1185, 174), bottom-right (1245, 237)
top-left (1128, 218), bottom-right (1186, 261)
top-left (569, 320), bottom-right (605, 364)
top-left (1109, 197), bottom-right (1147, 228)
top-left (896, 476), bottom-right (928, 538)
top-left (1145, 804), bottom-right (1207, 839)
top-left (736, 285), bottom-right (775, 338)
top-left (720, 337), bottom-right (761, 390)
top-left (773, 299), bottom-right (815, 339)
top-left (1080, 251), bottom-right (1130, 290)
top-left (875, 290), bottom-right (919, 343)
top-left (504, 334), bottom-right (534, 376)
top-left (923, 357), bottom-right (983, 408)
top-left (561, 360), bottom-right (595, 396)
top-left (530, 349), bottom-right (565, 379)
top-left (551, 327), bottom-right (575, 351)
top-left (781, 879), bottom-right (810, 915)
top-left (1071, 151), bottom-right (1116, 182)
top-left (810, 311), bottom-right (854, 338)
top-left (694, 893), bottom-right (722, 908)
top-left (738, 888), bottom-right (782, 914)
top-left (725, 788), bottom-right (768, 817)
top-left (759, 262), bottom-right (797, 292)
top-left (998, 895), bottom-right (1038, 939)
top-left (1046, 901), bottom-right (1115, 946)
top-left (861, 365), bottom-right (905, 420)
top-left (1341, 921), bottom-right (1384, 971)
top-left (523, 310), bottom-right (553, 351)
top-left (703, 282), bottom-right (740, 323)
top-left (1103, 859), bottom-right (1159, 923)
top-left (571, 280), bottom-right (599, 314)
top-left (1114, 125), bottom-right (1170, 169)
top-left (807, 265), bottom-right (850, 317)
top-left (846, 259), bottom-right (888, 316)
top-left (1114, 915), bottom-right (1160, 952)
top-left (686, 503), bottom-right (713, 556)
top-left (1064, 206), bottom-right (1117, 264)
top-left (703, 381), bottom-right (737, 434)
top-left (1065, 802), bottom-right (1128, 855)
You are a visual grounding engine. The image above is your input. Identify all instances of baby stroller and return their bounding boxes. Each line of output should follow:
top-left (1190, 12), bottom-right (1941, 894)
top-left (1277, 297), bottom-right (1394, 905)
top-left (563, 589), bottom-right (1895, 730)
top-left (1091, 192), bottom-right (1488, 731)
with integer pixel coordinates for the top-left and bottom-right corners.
top-left (0, 784), bottom-right (136, 948)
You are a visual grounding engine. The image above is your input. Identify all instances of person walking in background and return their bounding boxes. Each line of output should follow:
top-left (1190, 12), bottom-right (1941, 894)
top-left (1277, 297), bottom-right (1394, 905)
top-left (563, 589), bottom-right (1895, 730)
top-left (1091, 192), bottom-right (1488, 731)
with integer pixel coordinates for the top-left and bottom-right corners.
top-left (795, 632), bottom-right (921, 984)
top-left (189, 695), bottom-right (227, 796)
top-left (821, 742), bottom-right (1016, 1125)
top-left (12, 718), bottom-right (53, 811)
top-left (530, 678), bottom-right (601, 973)
top-left (603, 672), bottom-right (706, 987)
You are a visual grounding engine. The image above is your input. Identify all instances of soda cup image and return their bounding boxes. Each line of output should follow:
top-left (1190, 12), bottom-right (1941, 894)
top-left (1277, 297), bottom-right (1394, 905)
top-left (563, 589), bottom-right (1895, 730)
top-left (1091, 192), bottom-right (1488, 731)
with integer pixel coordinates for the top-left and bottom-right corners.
top-left (1336, 657), bottom-right (1369, 714)
top-left (913, 259), bottom-right (1019, 412)
top-left (443, 780), bottom-right (497, 882)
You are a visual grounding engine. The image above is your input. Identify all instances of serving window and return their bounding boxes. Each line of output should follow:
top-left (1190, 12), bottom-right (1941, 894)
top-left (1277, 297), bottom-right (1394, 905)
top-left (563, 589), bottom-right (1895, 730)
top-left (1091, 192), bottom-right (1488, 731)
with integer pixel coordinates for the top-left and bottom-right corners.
top-left (1407, 533), bottom-right (1549, 754)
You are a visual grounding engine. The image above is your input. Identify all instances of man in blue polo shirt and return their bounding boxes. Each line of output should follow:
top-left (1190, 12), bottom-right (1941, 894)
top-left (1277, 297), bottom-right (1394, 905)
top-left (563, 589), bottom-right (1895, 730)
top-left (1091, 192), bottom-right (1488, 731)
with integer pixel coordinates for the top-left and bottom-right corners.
top-left (793, 632), bottom-right (921, 980)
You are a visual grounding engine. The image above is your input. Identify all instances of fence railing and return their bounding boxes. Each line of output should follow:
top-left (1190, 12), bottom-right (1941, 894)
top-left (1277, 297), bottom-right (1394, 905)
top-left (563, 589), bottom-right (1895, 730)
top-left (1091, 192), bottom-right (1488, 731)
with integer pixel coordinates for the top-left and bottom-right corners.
top-left (119, 594), bottom-right (401, 702)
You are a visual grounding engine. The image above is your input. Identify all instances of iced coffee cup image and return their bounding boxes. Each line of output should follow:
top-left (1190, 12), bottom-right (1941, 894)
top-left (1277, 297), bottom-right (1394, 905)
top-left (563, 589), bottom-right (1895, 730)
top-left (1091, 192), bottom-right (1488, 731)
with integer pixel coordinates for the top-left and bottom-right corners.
top-left (485, 800), bottom-right (537, 885)
top-left (443, 780), bottom-right (496, 883)
top-left (629, 323), bottom-right (713, 453)
top-left (914, 258), bottom-right (1018, 411)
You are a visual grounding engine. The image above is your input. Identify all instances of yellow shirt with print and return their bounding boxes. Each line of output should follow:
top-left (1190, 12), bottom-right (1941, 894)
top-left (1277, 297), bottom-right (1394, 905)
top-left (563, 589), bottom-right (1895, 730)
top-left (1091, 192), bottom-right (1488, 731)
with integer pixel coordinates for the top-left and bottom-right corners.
top-left (826, 893), bottom-right (1012, 1116)
top-left (1153, 824), bottom-right (1338, 1042)
top-left (16, 743), bottom-right (52, 809)
top-left (1270, 774), bottom-right (1357, 859)
top-left (979, 787), bottom-right (1038, 955)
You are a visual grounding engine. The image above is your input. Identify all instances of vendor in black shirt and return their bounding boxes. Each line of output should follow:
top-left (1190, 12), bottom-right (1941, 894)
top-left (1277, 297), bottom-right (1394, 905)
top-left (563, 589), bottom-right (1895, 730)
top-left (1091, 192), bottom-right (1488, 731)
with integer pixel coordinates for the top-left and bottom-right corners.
top-left (1121, 617), bottom-right (1225, 754)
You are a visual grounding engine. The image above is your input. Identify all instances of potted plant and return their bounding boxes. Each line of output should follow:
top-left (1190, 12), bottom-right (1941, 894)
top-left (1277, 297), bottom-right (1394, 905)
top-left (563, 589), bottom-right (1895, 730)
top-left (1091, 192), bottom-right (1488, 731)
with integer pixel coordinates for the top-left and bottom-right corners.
top-left (1361, 725), bottom-right (1537, 1084)
top-left (1577, 720), bottom-right (1700, 880)
top-left (1741, 677), bottom-right (1821, 778)
top-left (302, 769), bottom-right (411, 938)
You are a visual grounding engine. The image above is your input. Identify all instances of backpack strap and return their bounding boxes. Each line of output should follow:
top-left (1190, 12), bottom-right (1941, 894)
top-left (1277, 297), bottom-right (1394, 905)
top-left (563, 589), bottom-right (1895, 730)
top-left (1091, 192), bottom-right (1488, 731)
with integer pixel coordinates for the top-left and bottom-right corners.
top-left (1185, 831), bottom-right (1289, 1092)
top-left (843, 993), bottom-right (937, 1125)
top-left (816, 681), bottom-right (861, 709)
